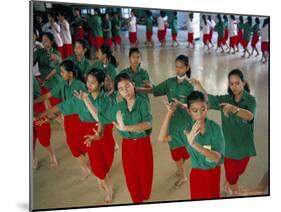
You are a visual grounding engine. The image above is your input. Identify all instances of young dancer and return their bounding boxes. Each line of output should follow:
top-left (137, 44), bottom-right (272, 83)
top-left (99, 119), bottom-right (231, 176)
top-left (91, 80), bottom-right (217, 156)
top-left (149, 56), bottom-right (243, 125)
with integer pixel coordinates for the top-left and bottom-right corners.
top-left (58, 12), bottom-right (73, 59)
top-left (71, 8), bottom-right (85, 41)
top-left (207, 15), bottom-right (216, 47)
top-left (34, 60), bottom-right (91, 180)
top-left (36, 68), bottom-right (115, 203)
top-left (102, 13), bottom-right (113, 48)
top-left (33, 77), bottom-right (58, 169)
top-left (171, 12), bottom-right (180, 47)
top-left (187, 13), bottom-right (195, 48)
top-left (111, 12), bottom-right (122, 49)
top-left (137, 55), bottom-right (194, 186)
top-left (65, 39), bottom-right (92, 82)
top-left (228, 15), bottom-right (239, 54)
top-left (261, 18), bottom-right (269, 64)
top-left (75, 72), bottom-right (154, 203)
top-left (33, 32), bottom-right (62, 106)
top-left (128, 10), bottom-right (138, 48)
top-left (241, 16), bottom-right (252, 58)
top-left (119, 47), bottom-right (153, 102)
top-left (250, 17), bottom-right (260, 57)
top-left (92, 45), bottom-right (118, 80)
top-left (202, 15), bottom-right (211, 50)
top-left (88, 9), bottom-right (103, 51)
top-left (215, 14), bottom-right (225, 53)
top-left (108, 73), bottom-right (154, 203)
top-left (145, 10), bottom-right (154, 47)
top-left (157, 11), bottom-right (167, 47)
top-left (222, 15), bottom-right (230, 50)
top-left (42, 12), bottom-right (64, 58)
top-left (159, 91), bottom-right (225, 200)
top-left (237, 16), bottom-right (244, 51)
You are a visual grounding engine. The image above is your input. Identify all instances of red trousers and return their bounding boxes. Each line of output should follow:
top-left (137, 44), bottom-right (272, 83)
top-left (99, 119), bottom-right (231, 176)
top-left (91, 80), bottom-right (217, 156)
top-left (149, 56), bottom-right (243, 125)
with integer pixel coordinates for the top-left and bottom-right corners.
top-left (58, 46), bottom-right (64, 60)
top-left (129, 32), bottom-right (137, 44)
top-left (261, 41), bottom-right (269, 53)
top-left (82, 122), bottom-right (115, 180)
top-left (74, 27), bottom-right (84, 42)
top-left (40, 87), bottom-right (61, 106)
top-left (209, 29), bottom-right (213, 41)
top-left (157, 30), bottom-right (166, 42)
top-left (89, 33), bottom-right (103, 49)
top-left (230, 36), bottom-right (238, 48)
top-left (172, 32), bottom-right (177, 41)
top-left (170, 146), bottom-right (190, 161)
top-left (241, 39), bottom-right (249, 49)
top-left (217, 37), bottom-right (224, 47)
top-left (203, 34), bottom-right (209, 45)
top-left (190, 166), bottom-right (221, 200)
top-left (33, 102), bottom-right (51, 150)
top-left (146, 31), bottom-right (153, 42)
top-left (62, 44), bottom-right (73, 59)
top-left (251, 32), bottom-right (259, 48)
top-left (113, 35), bottom-right (122, 45)
top-left (223, 29), bottom-right (229, 44)
top-left (122, 136), bottom-right (153, 203)
top-left (64, 114), bottom-right (87, 158)
top-left (188, 32), bottom-right (194, 43)
top-left (224, 157), bottom-right (250, 185)
top-left (103, 37), bottom-right (113, 47)
top-left (238, 30), bottom-right (243, 45)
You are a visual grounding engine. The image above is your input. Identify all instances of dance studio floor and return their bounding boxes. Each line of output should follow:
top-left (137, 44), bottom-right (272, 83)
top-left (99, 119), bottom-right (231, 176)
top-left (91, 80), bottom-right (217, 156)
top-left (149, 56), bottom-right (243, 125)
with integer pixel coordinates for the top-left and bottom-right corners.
top-left (32, 26), bottom-right (269, 210)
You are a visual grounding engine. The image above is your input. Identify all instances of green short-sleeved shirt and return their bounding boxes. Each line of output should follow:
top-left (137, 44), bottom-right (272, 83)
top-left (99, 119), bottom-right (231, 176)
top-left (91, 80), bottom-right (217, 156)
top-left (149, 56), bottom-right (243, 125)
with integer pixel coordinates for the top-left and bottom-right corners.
top-left (33, 76), bottom-right (41, 98)
top-left (238, 22), bottom-right (243, 31)
top-left (242, 23), bottom-right (252, 41)
top-left (88, 15), bottom-right (103, 37)
top-left (65, 55), bottom-right (92, 81)
top-left (91, 61), bottom-right (118, 80)
top-left (33, 48), bottom-right (63, 89)
top-left (153, 77), bottom-right (194, 149)
top-left (252, 23), bottom-right (260, 34)
top-left (215, 21), bottom-right (225, 38)
top-left (153, 77), bottom-right (193, 104)
top-left (119, 66), bottom-right (152, 101)
top-left (171, 17), bottom-right (178, 33)
top-left (50, 79), bottom-right (87, 101)
top-left (57, 91), bottom-right (112, 124)
top-left (207, 90), bottom-right (257, 160)
top-left (146, 16), bottom-right (153, 32)
top-left (171, 118), bottom-right (225, 169)
top-left (224, 21), bottom-right (228, 30)
top-left (106, 90), bottom-right (118, 105)
top-left (71, 16), bottom-right (84, 28)
top-left (106, 94), bottom-right (152, 139)
top-left (112, 19), bottom-right (121, 36)
top-left (102, 20), bottom-right (112, 38)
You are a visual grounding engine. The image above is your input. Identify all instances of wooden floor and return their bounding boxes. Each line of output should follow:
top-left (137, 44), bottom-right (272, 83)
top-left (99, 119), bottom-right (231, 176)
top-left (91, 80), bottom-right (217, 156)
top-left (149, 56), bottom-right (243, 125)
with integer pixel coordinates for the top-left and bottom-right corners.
top-left (32, 26), bottom-right (269, 210)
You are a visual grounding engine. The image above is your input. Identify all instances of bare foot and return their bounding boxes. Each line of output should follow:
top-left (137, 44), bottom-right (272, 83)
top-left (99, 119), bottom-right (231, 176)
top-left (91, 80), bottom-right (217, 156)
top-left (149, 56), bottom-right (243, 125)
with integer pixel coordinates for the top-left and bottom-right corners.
top-left (80, 167), bottom-right (91, 181)
top-left (104, 187), bottom-right (113, 204)
top-left (175, 175), bottom-right (187, 187)
top-left (224, 182), bottom-right (233, 195)
top-left (49, 156), bottom-right (58, 168)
